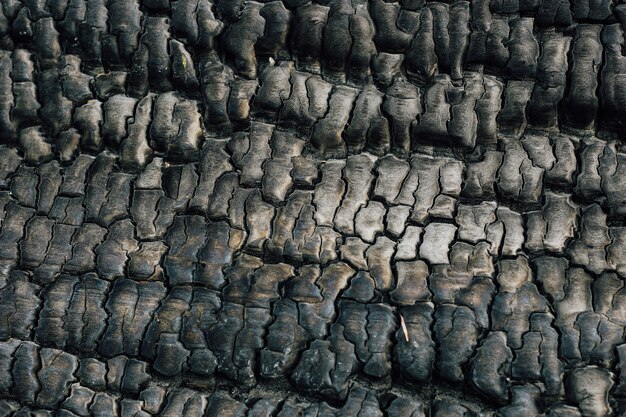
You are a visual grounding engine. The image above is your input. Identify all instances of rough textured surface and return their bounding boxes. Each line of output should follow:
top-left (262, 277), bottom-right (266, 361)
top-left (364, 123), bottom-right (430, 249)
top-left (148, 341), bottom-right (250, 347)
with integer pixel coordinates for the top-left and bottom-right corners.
top-left (0, 0), bottom-right (626, 415)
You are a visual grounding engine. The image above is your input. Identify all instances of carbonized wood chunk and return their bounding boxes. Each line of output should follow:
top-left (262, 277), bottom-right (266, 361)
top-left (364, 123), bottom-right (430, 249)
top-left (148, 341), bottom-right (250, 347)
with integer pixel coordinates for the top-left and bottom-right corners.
top-left (12, 341), bottom-right (40, 403)
top-left (498, 385), bottom-right (543, 417)
top-left (391, 261), bottom-right (430, 305)
top-left (291, 4), bottom-right (329, 74)
top-left (164, 215), bottom-right (207, 285)
top-left (384, 79), bottom-right (420, 155)
top-left (394, 303), bottom-right (435, 383)
top-left (498, 138), bottom-right (544, 204)
top-left (456, 202), bottom-right (498, 244)
top-left (346, 86), bottom-right (388, 154)
top-left (599, 143), bottom-right (626, 216)
top-left (563, 25), bottom-right (602, 129)
top-left (546, 134), bottom-right (576, 186)
top-left (355, 201), bottom-right (385, 244)
top-left (498, 81), bottom-right (534, 134)
top-left (65, 274), bottom-right (109, 353)
top-left (374, 155), bottom-right (411, 205)
top-left (470, 331), bottom-right (512, 403)
top-left (396, 225), bottom-right (422, 261)
top-left (35, 275), bottom-right (77, 348)
top-left (568, 204), bottom-right (610, 274)
top-left (575, 137), bottom-right (605, 201)
top-left (525, 193), bottom-right (578, 253)
top-left (386, 205), bottom-right (411, 239)
top-left (310, 86), bottom-right (358, 156)
top-left (245, 190), bottom-right (275, 256)
top-left (434, 304), bottom-right (478, 383)
top-left (62, 384), bottom-right (95, 416)
top-left (528, 32), bottom-right (569, 128)
top-left (567, 367), bottom-right (613, 417)
top-left (340, 237), bottom-right (369, 270)
top-left (99, 279), bottom-right (166, 357)
top-left (370, 0), bottom-right (415, 53)
top-left (366, 236), bottom-right (396, 290)
top-left (463, 151), bottom-right (503, 200)
top-left (420, 223), bottom-right (457, 265)
top-left (0, 271), bottom-right (40, 341)
top-left (313, 160), bottom-right (346, 227)
top-left (37, 348), bottom-right (78, 408)
top-left (495, 207), bottom-right (524, 256)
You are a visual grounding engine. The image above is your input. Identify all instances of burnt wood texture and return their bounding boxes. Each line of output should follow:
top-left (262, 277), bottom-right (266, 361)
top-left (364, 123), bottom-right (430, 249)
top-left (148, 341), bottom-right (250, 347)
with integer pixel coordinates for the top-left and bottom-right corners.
top-left (0, 0), bottom-right (626, 415)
